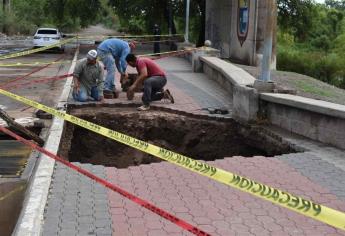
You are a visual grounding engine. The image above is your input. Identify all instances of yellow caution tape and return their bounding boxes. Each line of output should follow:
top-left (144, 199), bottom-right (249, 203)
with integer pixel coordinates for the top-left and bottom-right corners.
top-left (0, 60), bottom-right (72, 67)
top-left (0, 88), bottom-right (344, 231)
top-left (0, 38), bottom-right (76, 60)
top-left (76, 34), bottom-right (184, 40)
top-left (139, 47), bottom-right (199, 58)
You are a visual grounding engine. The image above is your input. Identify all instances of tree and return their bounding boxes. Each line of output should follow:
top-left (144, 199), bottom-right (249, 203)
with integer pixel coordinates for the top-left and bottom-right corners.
top-left (108, 0), bottom-right (205, 45)
top-left (325, 0), bottom-right (345, 10)
top-left (277, 0), bottom-right (318, 40)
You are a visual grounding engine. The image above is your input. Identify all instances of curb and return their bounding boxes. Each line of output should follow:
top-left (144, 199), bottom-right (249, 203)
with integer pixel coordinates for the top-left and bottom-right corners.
top-left (13, 48), bottom-right (79, 236)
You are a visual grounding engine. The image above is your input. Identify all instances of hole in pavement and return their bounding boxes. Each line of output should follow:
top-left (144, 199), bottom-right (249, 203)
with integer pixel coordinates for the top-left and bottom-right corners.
top-left (59, 107), bottom-right (297, 168)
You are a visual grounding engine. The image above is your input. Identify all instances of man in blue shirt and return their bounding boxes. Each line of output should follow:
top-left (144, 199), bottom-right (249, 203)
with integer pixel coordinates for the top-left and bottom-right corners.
top-left (97, 38), bottom-right (135, 98)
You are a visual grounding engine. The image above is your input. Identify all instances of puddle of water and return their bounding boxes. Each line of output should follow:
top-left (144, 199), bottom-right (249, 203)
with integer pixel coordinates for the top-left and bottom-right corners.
top-left (0, 140), bottom-right (32, 177)
top-left (0, 47), bottom-right (31, 56)
top-left (0, 140), bottom-right (32, 236)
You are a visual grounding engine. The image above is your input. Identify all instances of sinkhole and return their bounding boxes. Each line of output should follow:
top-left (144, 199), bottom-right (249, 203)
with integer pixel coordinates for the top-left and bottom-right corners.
top-left (59, 107), bottom-right (297, 168)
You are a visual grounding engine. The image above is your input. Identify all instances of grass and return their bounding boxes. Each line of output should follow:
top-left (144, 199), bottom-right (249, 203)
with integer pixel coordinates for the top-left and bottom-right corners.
top-left (292, 80), bottom-right (336, 98)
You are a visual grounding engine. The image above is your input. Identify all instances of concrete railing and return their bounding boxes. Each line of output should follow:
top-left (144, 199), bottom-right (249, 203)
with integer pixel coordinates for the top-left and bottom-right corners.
top-left (195, 50), bottom-right (345, 150)
top-left (200, 56), bottom-right (258, 122)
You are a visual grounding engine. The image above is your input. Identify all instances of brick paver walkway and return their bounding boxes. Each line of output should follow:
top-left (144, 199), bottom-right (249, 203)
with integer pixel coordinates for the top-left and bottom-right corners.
top-left (41, 56), bottom-right (345, 236)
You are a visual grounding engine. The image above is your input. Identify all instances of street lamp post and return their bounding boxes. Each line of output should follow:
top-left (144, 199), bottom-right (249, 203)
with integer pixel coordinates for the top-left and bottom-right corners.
top-left (185, 0), bottom-right (190, 43)
top-left (259, 0), bottom-right (275, 82)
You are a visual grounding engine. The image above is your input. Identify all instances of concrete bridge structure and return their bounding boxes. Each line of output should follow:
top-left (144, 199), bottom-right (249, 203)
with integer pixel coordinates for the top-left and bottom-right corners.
top-left (206, 0), bottom-right (276, 68)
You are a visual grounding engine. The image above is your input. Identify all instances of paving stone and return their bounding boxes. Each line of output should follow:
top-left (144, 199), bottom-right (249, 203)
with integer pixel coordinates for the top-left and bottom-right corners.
top-left (278, 152), bottom-right (345, 201)
top-left (42, 57), bottom-right (345, 236)
top-left (95, 219), bottom-right (112, 228)
top-left (94, 227), bottom-right (112, 235)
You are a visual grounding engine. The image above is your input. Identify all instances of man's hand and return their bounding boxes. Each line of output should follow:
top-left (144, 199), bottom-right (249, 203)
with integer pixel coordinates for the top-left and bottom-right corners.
top-left (128, 84), bottom-right (136, 93)
top-left (120, 73), bottom-right (129, 84)
top-left (73, 77), bottom-right (80, 94)
top-left (73, 83), bottom-right (80, 94)
top-left (127, 85), bottom-right (135, 100)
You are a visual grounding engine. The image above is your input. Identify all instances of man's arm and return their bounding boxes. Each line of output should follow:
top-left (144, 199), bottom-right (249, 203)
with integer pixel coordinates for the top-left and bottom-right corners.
top-left (117, 47), bottom-right (130, 75)
top-left (73, 76), bottom-right (80, 92)
top-left (73, 61), bottom-right (82, 93)
top-left (130, 66), bottom-right (147, 90)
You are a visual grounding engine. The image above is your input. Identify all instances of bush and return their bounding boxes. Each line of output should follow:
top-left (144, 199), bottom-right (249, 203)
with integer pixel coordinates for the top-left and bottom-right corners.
top-left (0, 12), bottom-right (37, 35)
top-left (310, 35), bottom-right (331, 51)
top-left (58, 18), bottom-right (81, 33)
top-left (277, 45), bottom-right (345, 88)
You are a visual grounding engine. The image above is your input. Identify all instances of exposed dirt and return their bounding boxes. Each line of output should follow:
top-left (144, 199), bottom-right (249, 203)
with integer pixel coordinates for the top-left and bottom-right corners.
top-left (236, 63), bottom-right (345, 106)
top-left (59, 107), bottom-right (296, 168)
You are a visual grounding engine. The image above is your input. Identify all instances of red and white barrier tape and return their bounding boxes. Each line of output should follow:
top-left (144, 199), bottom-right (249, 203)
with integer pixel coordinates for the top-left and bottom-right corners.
top-left (3, 73), bottom-right (72, 90)
top-left (0, 126), bottom-right (211, 236)
top-left (0, 54), bottom-right (66, 88)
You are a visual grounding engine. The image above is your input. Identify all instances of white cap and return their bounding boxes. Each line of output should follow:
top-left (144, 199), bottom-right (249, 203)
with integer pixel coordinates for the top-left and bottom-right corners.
top-left (87, 50), bottom-right (97, 60)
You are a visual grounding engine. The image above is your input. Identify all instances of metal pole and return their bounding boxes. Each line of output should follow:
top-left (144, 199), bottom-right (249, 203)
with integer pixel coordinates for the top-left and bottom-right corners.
top-left (259, 0), bottom-right (275, 82)
top-left (168, 0), bottom-right (173, 35)
top-left (185, 0), bottom-right (190, 43)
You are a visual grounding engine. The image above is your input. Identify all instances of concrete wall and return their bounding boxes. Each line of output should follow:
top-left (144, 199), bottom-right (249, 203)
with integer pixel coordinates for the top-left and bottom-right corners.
top-left (261, 94), bottom-right (345, 150)
top-left (205, 0), bottom-right (276, 67)
top-left (205, 0), bottom-right (233, 58)
top-left (201, 56), bottom-right (258, 122)
top-left (198, 53), bottom-right (345, 150)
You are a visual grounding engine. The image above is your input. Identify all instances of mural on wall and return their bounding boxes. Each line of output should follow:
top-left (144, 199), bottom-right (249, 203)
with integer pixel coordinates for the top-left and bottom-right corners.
top-left (237, 0), bottom-right (250, 46)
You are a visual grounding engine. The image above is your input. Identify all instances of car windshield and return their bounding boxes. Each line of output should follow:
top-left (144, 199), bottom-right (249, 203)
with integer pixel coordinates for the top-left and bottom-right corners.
top-left (37, 30), bottom-right (57, 35)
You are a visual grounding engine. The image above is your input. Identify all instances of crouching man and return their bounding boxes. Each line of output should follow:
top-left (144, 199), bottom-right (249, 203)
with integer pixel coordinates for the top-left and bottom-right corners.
top-left (125, 54), bottom-right (174, 111)
top-left (73, 50), bottom-right (104, 102)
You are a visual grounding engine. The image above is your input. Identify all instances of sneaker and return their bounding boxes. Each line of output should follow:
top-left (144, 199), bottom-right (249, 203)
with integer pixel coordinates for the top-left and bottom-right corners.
top-left (137, 105), bottom-right (150, 111)
top-left (163, 89), bottom-right (174, 104)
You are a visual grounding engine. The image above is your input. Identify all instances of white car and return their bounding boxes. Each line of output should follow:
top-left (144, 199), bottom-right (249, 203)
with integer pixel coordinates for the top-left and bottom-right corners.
top-left (33, 28), bottom-right (65, 52)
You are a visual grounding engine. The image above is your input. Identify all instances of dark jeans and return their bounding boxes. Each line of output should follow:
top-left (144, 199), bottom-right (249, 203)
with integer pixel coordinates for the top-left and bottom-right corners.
top-left (142, 76), bottom-right (167, 105)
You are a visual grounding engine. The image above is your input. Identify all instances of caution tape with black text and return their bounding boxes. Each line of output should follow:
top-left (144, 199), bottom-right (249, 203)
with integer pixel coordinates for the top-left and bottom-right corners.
top-left (0, 88), bottom-right (344, 231)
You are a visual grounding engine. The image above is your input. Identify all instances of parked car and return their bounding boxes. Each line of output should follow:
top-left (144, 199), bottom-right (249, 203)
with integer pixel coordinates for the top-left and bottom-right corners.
top-left (33, 28), bottom-right (65, 52)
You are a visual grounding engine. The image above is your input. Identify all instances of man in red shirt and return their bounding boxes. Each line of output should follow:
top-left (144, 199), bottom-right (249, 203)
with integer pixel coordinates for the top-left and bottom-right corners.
top-left (125, 54), bottom-right (174, 111)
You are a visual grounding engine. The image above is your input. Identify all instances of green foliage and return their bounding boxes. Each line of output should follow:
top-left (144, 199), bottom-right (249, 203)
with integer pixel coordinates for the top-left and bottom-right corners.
top-left (277, 44), bottom-right (345, 89)
top-left (277, 0), bottom-right (345, 89)
top-left (310, 35), bottom-right (331, 51)
top-left (333, 33), bottom-right (345, 54)
top-left (1, 0), bottom-right (102, 34)
top-left (278, 0), bottom-right (318, 41)
top-left (108, 0), bottom-right (205, 45)
top-left (98, 0), bottom-right (119, 30)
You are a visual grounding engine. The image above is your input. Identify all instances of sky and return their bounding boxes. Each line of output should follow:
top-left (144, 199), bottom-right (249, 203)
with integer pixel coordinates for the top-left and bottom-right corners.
top-left (315, 0), bottom-right (325, 3)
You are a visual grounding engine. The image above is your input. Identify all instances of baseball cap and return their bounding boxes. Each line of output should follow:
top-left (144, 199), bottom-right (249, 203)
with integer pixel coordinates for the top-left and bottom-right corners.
top-left (87, 50), bottom-right (97, 60)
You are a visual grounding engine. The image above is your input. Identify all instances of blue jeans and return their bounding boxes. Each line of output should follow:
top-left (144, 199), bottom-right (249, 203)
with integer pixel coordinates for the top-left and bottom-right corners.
top-left (97, 49), bottom-right (115, 91)
top-left (142, 76), bottom-right (167, 105)
top-left (73, 86), bottom-right (101, 102)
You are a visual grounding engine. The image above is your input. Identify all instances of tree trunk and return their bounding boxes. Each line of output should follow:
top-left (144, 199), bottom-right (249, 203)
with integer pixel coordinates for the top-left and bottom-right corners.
top-left (164, 0), bottom-right (177, 35)
top-left (2, 0), bottom-right (10, 34)
top-left (197, 0), bottom-right (206, 47)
